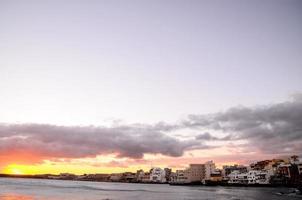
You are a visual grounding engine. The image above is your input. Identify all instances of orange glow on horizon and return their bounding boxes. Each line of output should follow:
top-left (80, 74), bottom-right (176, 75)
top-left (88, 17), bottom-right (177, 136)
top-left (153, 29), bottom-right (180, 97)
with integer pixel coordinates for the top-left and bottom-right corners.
top-left (1, 150), bottom-right (252, 175)
top-left (2, 163), bottom-right (148, 175)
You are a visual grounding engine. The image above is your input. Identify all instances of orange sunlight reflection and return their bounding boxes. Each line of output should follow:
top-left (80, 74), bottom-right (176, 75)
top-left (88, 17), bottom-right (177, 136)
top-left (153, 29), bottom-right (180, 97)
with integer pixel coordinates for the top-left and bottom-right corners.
top-left (0, 194), bottom-right (34, 200)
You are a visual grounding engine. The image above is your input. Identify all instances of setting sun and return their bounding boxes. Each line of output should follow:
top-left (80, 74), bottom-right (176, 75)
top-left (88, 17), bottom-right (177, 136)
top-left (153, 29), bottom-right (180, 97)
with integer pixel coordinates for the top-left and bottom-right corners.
top-left (11, 168), bottom-right (23, 175)
top-left (4, 165), bottom-right (24, 175)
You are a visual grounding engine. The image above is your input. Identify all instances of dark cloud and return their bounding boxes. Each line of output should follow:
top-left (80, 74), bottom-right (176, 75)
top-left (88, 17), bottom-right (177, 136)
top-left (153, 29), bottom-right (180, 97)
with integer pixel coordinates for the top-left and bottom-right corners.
top-left (196, 132), bottom-right (215, 140)
top-left (0, 123), bottom-right (204, 161)
top-left (185, 94), bottom-right (302, 155)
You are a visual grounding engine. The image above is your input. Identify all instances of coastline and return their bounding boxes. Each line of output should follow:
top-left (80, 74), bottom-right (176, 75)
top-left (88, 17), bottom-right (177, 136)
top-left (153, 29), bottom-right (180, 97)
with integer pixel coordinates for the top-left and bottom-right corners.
top-left (0, 174), bottom-right (300, 189)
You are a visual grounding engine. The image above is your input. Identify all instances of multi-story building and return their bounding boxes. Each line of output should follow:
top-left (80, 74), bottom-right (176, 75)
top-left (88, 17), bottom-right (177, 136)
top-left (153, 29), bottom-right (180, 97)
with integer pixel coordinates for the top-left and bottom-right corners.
top-left (169, 172), bottom-right (176, 183)
top-left (269, 156), bottom-right (302, 186)
top-left (250, 160), bottom-right (272, 170)
top-left (222, 165), bottom-right (247, 180)
top-left (204, 161), bottom-right (216, 181)
top-left (135, 169), bottom-right (152, 183)
top-left (247, 170), bottom-right (270, 185)
top-left (172, 169), bottom-right (190, 184)
top-left (228, 170), bottom-right (248, 184)
top-left (164, 168), bottom-right (172, 182)
top-left (172, 162), bottom-right (220, 184)
top-left (136, 169), bottom-right (144, 182)
top-left (150, 167), bottom-right (166, 183)
top-left (228, 170), bottom-right (270, 185)
top-left (188, 164), bottom-right (205, 183)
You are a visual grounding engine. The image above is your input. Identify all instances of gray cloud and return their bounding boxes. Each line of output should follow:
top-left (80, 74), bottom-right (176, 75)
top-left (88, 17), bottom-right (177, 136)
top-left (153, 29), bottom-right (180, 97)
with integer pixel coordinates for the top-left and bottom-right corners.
top-left (185, 94), bottom-right (302, 155)
top-left (0, 123), bottom-right (204, 160)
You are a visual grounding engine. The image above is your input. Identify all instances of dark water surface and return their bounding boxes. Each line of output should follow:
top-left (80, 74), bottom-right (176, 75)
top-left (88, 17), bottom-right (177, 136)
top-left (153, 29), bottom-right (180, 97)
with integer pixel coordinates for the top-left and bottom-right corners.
top-left (0, 178), bottom-right (300, 200)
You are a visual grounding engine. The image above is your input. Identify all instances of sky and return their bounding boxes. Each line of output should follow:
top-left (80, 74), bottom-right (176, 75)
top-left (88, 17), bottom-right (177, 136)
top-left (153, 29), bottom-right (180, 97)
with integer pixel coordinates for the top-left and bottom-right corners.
top-left (0, 0), bottom-right (302, 175)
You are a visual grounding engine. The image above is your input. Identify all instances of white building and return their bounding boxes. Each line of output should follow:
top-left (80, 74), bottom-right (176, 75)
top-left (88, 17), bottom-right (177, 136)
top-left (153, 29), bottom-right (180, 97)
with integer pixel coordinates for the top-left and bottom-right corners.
top-left (247, 170), bottom-right (270, 184)
top-left (150, 167), bottom-right (166, 183)
top-left (228, 170), bottom-right (270, 185)
top-left (204, 161), bottom-right (215, 180)
top-left (228, 170), bottom-right (248, 184)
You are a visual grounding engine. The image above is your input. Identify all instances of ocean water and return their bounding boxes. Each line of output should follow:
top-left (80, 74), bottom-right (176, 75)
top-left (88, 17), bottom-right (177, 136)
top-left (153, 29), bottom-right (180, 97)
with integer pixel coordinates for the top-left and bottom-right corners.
top-left (0, 178), bottom-right (300, 200)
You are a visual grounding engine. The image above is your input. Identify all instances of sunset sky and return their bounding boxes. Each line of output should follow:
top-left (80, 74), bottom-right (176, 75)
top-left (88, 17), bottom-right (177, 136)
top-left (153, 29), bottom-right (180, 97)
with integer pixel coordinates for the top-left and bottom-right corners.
top-left (0, 0), bottom-right (302, 175)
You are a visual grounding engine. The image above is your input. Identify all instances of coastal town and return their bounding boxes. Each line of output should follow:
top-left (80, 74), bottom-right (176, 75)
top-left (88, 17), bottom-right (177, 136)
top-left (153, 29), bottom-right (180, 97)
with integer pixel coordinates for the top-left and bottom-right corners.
top-left (1, 155), bottom-right (302, 188)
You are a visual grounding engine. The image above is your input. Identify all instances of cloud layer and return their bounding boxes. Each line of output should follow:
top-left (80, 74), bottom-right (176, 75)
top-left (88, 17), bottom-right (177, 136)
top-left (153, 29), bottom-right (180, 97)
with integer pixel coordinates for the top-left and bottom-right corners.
top-left (0, 94), bottom-right (301, 165)
top-left (190, 94), bottom-right (302, 155)
top-left (0, 123), bottom-right (202, 161)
